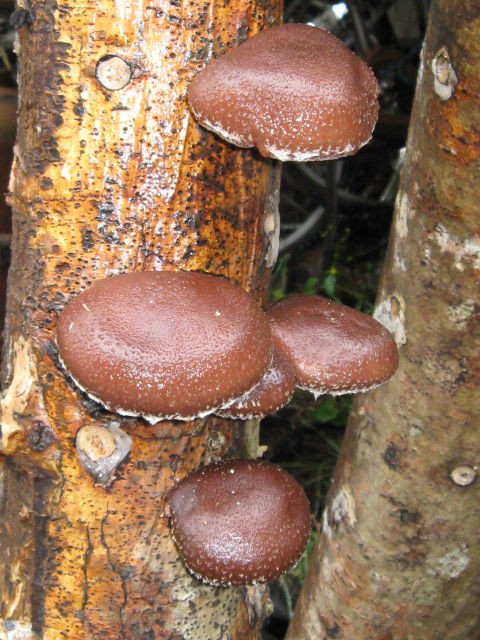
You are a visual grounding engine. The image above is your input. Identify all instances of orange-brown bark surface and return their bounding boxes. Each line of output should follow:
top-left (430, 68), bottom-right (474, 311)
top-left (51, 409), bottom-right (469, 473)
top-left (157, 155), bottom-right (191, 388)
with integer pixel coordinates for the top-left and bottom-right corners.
top-left (0, 1), bottom-right (282, 638)
top-left (287, 1), bottom-right (480, 638)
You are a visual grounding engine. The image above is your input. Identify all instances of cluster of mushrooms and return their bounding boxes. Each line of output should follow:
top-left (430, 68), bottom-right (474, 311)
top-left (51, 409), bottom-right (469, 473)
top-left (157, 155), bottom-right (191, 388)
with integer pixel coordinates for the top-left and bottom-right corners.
top-left (57, 24), bottom-right (398, 587)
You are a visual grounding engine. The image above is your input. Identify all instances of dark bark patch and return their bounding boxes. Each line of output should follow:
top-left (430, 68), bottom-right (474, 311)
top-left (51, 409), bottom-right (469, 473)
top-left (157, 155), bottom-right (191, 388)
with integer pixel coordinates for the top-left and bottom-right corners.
top-left (382, 443), bottom-right (401, 470)
top-left (73, 98), bottom-right (85, 118)
top-left (44, 340), bottom-right (62, 369)
top-left (18, 1), bottom-right (70, 174)
top-left (40, 177), bottom-right (54, 190)
top-left (182, 246), bottom-right (195, 260)
top-left (31, 478), bottom-right (53, 635)
top-left (27, 421), bottom-right (56, 452)
top-left (326, 622), bottom-right (340, 637)
top-left (81, 228), bottom-right (95, 251)
top-left (10, 9), bottom-right (35, 29)
top-left (92, 199), bottom-right (115, 221)
top-left (399, 508), bottom-right (422, 525)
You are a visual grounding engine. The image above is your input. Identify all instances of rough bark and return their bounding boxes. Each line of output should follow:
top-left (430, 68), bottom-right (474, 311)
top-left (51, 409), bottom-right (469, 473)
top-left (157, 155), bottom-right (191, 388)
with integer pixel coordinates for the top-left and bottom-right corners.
top-left (287, 1), bottom-right (480, 639)
top-left (0, 1), bottom-right (282, 638)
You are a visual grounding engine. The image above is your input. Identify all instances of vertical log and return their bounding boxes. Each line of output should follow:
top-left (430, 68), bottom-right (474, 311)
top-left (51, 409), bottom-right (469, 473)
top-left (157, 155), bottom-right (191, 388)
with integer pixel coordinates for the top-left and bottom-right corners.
top-left (0, 1), bottom-right (282, 638)
top-left (287, 1), bottom-right (480, 638)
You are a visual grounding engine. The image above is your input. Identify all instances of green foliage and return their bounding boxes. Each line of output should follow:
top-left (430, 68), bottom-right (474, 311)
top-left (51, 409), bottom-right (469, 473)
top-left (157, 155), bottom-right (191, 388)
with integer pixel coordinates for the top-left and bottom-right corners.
top-left (270, 254), bottom-right (290, 301)
top-left (310, 396), bottom-right (350, 426)
top-left (301, 275), bottom-right (319, 295)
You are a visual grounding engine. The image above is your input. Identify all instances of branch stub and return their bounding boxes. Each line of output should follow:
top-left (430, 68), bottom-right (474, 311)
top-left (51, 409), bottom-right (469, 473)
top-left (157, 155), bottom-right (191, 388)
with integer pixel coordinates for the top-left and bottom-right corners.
top-left (95, 55), bottom-right (132, 91)
top-left (76, 423), bottom-right (132, 485)
top-left (450, 465), bottom-right (477, 487)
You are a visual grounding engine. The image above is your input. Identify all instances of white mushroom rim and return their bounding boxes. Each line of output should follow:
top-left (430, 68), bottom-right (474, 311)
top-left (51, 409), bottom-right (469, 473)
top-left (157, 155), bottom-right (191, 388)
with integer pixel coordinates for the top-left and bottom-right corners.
top-left (57, 349), bottom-right (273, 423)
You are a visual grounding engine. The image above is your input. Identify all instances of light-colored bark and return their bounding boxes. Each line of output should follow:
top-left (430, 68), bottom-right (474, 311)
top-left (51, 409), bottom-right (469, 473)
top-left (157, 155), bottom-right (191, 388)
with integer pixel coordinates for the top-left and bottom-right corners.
top-left (0, 1), bottom-right (282, 638)
top-left (287, 2), bottom-right (480, 639)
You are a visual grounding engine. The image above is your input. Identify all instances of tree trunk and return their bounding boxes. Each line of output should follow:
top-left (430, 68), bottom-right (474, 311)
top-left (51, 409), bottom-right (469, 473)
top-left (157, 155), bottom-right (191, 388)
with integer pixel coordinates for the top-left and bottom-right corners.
top-left (287, 1), bottom-right (480, 638)
top-left (0, 1), bottom-right (282, 638)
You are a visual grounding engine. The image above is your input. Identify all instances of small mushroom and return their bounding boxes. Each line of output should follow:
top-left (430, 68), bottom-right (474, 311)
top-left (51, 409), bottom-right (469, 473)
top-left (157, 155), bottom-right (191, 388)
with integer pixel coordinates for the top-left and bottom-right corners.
top-left (56, 270), bottom-right (272, 422)
top-left (188, 23), bottom-right (379, 161)
top-left (166, 459), bottom-right (311, 585)
top-left (268, 294), bottom-right (399, 395)
top-left (216, 348), bottom-right (296, 419)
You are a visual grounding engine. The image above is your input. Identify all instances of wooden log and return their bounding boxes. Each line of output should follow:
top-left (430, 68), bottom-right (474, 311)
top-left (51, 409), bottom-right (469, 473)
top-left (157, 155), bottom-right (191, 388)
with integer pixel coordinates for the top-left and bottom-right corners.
top-left (0, 2), bottom-right (282, 638)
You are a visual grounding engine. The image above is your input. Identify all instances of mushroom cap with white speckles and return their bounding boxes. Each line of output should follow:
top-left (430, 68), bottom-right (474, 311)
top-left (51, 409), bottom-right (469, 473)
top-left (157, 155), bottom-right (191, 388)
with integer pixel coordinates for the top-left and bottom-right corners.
top-left (167, 459), bottom-right (311, 585)
top-left (216, 347), bottom-right (296, 419)
top-left (268, 294), bottom-right (399, 394)
top-left (56, 271), bottom-right (272, 421)
top-left (188, 23), bottom-right (379, 161)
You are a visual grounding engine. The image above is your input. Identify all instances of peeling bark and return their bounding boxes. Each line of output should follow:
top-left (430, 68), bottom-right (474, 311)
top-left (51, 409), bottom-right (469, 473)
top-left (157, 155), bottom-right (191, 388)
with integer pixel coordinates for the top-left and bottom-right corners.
top-left (287, 2), bottom-right (480, 639)
top-left (0, 1), bottom-right (282, 638)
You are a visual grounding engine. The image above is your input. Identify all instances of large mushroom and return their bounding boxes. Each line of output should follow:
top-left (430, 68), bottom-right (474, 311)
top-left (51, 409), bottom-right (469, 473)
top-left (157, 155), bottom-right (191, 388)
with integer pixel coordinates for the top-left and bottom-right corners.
top-left (56, 270), bottom-right (272, 421)
top-left (166, 459), bottom-right (311, 585)
top-left (268, 294), bottom-right (399, 396)
top-left (188, 23), bottom-right (379, 161)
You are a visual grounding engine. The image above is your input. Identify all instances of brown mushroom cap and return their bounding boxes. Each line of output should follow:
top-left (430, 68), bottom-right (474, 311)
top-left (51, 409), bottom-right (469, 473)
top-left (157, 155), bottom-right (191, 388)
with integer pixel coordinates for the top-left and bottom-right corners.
top-left (56, 271), bottom-right (272, 421)
top-left (268, 295), bottom-right (399, 394)
top-left (216, 347), bottom-right (296, 419)
top-left (167, 459), bottom-right (311, 585)
top-left (188, 23), bottom-right (379, 161)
